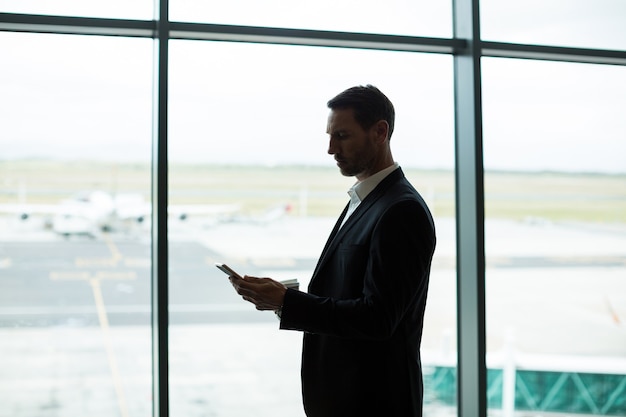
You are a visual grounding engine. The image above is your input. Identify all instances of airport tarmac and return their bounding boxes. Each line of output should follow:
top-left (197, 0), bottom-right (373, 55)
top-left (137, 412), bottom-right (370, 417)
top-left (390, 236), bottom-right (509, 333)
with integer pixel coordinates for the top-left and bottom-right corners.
top-left (1, 215), bottom-right (625, 417)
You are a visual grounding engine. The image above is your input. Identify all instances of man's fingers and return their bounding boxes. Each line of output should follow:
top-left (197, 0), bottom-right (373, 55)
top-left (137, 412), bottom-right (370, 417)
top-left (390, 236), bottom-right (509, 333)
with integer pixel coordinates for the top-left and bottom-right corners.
top-left (241, 293), bottom-right (274, 309)
top-left (229, 275), bottom-right (284, 310)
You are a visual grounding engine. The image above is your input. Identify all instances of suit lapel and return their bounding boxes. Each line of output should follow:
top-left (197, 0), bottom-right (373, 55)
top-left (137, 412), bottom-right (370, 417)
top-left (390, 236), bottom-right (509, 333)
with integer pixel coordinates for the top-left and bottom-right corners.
top-left (311, 202), bottom-right (349, 279)
top-left (309, 168), bottom-right (405, 284)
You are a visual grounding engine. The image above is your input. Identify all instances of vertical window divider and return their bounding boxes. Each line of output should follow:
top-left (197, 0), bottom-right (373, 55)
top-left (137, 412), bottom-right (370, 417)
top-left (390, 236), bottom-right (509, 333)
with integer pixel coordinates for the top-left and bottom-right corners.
top-left (453, 0), bottom-right (487, 416)
top-left (151, 0), bottom-right (169, 416)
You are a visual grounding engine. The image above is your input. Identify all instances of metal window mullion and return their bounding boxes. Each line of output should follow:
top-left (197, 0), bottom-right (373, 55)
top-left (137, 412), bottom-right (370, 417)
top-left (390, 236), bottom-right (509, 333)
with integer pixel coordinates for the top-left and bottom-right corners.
top-left (168, 21), bottom-right (463, 54)
top-left (481, 41), bottom-right (626, 66)
top-left (453, 1), bottom-right (487, 417)
top-left (2, 12), bottom-right (625, 66)
top-left (151, 0), bottom-right (169, 417)
top-left (0, 12), bottom-right (155, 37)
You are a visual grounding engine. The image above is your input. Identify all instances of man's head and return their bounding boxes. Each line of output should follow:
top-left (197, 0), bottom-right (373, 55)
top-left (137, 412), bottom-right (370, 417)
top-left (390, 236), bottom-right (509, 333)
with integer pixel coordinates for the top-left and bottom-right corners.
top-left (327, 84), bottom-right (395, 141)
top-left (326, 85), bottom-right (396, 180)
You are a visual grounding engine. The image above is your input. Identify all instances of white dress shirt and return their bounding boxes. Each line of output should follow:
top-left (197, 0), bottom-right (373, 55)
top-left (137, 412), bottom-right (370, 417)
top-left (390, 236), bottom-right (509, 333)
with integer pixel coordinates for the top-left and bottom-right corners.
top-left (339, 162), bottom-right (400, 229)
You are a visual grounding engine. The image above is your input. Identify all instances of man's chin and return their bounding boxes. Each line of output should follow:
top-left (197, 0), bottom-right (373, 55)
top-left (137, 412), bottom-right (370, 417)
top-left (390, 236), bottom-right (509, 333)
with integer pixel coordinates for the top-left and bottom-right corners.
top-left (336, 161), bottom-right (353, 177)
top-left (338, 167), bottom-right (354, 177)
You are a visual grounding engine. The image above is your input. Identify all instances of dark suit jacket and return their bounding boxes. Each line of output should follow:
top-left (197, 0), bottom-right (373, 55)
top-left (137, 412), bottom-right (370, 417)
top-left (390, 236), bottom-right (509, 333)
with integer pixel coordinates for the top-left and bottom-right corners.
top-left (280, 167), bottom-right (436, 417)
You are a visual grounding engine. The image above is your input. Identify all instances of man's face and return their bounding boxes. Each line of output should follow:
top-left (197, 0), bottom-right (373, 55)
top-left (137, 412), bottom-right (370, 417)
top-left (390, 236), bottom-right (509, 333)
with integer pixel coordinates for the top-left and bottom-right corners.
top-left (326, 108), bottom-right (378, 180)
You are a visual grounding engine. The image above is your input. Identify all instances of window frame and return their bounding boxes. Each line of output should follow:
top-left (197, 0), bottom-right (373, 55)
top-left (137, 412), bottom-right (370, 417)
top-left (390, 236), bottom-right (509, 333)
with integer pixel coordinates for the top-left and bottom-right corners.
top-left (1, 2), bottom-right (625, 417)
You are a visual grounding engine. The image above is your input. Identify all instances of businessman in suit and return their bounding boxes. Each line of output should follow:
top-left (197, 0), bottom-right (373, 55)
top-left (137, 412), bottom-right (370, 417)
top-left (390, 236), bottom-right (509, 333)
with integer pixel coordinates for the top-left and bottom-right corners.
top-left (230, 84), bottom-right (436, 416)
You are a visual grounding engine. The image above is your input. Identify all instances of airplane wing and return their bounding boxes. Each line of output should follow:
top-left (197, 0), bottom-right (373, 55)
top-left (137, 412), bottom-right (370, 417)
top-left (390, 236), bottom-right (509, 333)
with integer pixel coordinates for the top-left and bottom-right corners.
top-left (0, 203), bottom-right (65, 220)
top-left (115, 200), bottom-right (242, 223)
top-left (168, 203), bottom-right (242, 221)
top-left (0, 190), bottom-right (114, 220)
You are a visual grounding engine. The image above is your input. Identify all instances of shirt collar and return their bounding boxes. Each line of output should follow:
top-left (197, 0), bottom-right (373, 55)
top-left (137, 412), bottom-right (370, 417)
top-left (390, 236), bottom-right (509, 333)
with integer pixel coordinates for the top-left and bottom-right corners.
top-left (349, 162), bottom-right (400, 203)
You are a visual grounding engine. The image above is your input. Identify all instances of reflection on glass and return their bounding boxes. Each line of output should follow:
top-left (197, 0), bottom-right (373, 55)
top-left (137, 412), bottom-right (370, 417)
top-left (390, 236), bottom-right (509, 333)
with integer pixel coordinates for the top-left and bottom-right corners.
top-left (168, 40), bottom-right (456, 416)
top-left (0, 33), bottom-right (153, 416)
top-left (482, 58), bottom-right (626, 416)
top-left (481, 0), bottom-right (626, 50)
top-left (170, 0), bottom-right (452, 38)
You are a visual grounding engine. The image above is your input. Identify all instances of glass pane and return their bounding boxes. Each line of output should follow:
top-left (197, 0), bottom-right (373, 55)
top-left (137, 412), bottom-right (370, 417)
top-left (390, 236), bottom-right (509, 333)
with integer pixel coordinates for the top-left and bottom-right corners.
top-left (481, 0), bottom-right (626, 50)
top-left (170, 0), bottom-right (452, 38)
top-left (169, 40), bottom-right (456, 416)
top-left (0, 0), bottom-right (152, 19)
top-left (482, 58), bottom-right (626, 416)
top-left (0, 33), bottom-right (153, 416)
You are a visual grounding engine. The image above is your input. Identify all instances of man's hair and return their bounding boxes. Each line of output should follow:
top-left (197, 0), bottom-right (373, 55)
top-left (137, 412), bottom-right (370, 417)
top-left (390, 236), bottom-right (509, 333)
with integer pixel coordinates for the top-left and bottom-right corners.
top-left (327, 84), bottom-right (395, 140)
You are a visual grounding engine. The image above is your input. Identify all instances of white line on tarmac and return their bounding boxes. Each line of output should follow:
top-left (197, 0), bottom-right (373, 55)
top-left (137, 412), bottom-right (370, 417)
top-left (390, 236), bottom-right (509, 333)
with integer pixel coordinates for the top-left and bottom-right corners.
top-left (90, 277), bottom-right (130, 417)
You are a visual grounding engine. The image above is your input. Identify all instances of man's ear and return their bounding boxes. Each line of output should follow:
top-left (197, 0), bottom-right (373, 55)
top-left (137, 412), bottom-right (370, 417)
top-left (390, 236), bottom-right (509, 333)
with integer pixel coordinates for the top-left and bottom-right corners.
top-left (373, 120), bottom-right (390, 143)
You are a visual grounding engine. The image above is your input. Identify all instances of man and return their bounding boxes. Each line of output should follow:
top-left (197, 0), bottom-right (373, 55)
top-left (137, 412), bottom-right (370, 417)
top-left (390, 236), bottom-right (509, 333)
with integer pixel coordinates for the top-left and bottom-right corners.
top-left (230, 85), bottom-right (436, 416)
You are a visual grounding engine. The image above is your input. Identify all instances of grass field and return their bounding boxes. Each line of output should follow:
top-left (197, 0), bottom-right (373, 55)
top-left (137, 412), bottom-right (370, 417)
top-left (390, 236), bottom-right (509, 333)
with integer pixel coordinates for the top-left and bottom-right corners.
top-left (1, 159), bottom-right (625, 223)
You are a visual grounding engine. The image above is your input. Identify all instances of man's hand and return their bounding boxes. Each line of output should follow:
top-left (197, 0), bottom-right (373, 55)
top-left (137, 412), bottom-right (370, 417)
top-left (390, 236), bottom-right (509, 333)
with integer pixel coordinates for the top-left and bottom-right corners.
top-left (229, 275), bottom-right (287, 311)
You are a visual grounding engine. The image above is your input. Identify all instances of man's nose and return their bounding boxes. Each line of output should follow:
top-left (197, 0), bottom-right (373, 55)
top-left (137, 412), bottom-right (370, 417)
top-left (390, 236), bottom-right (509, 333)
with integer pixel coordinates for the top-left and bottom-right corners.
top-left (327, 138), bottom-right (336, 155)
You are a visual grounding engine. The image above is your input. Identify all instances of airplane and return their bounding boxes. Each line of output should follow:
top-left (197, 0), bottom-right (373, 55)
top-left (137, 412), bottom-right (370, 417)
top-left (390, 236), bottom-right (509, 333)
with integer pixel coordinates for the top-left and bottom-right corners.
top-left (0, 190), bottom-right (119, 236)
top-left (0, 190), bottom-right (290, 237)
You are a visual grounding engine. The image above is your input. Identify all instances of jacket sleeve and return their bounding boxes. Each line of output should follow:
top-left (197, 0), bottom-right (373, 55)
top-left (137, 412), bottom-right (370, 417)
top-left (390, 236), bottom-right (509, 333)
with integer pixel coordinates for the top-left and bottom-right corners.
top-left (279, 199), bottom-right (435, 340)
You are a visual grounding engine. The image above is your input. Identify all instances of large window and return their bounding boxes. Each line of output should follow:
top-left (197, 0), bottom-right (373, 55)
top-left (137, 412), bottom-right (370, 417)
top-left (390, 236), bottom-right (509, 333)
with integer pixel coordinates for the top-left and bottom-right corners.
top-left (481, 0), bottom-right (626, 50)
top-left (170, 0), bottom-right (452, 38)
top-left (482, 59), bottom-right (626, 416)
top-left (1, 2), bottom-right (624, 417)
top-left (0, 32), bottom-right (153, 416)
top-left (167, 40), bottom-right (456, 416)
top-left (0, 0), bottom-right (152, 19)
